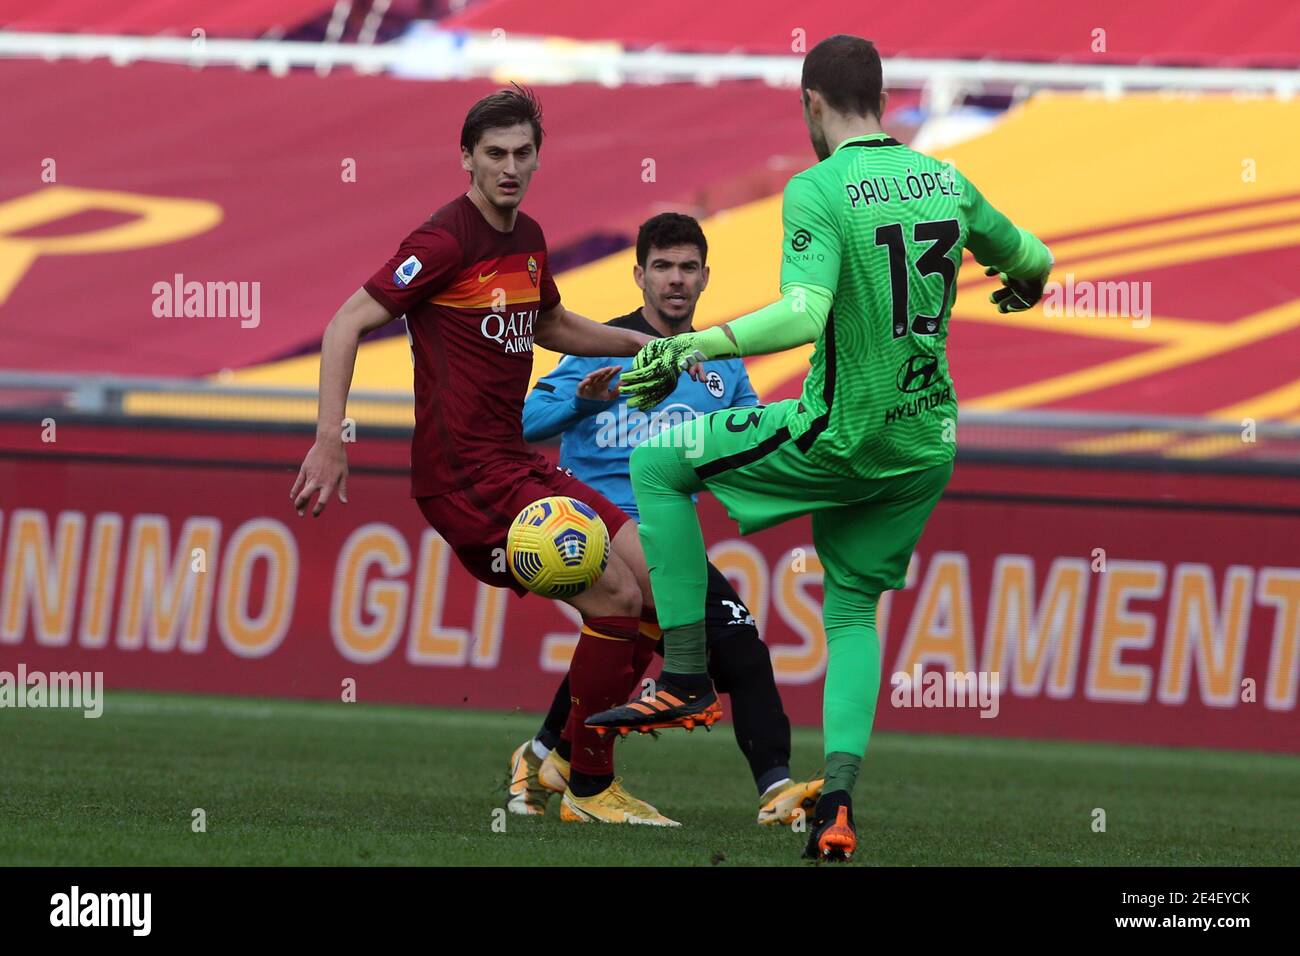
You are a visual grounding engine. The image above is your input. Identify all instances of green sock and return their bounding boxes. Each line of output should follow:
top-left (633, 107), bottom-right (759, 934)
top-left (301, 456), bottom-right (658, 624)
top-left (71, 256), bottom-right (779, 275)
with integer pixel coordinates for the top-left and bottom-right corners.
top-left (629, 436), bottom-right (709, 677)
top-left (662, 622), bottom-right (708, 676)
top-left (821, 592), bottom-right (881, 796)
top-left (824, 751), bottom-right (862, 796)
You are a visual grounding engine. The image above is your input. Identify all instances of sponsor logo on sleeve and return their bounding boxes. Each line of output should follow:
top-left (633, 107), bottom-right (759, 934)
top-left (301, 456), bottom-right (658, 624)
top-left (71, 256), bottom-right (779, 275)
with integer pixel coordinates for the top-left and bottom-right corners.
top-left (785, 227), bottom-right (824, 265)
top-left (394, 255), bottom-right (422, 287)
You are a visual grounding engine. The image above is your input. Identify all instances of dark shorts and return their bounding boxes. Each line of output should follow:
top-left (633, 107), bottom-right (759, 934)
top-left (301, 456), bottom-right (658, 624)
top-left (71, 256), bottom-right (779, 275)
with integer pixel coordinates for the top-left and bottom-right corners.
top-left (704, 561), bottom-right (756, 633)
top-left (416, 454), bottom-right (630, 597)
top-left (649, 562), bottom-right (761, 695)
top-left (640, 562), bottom-right (755, 639)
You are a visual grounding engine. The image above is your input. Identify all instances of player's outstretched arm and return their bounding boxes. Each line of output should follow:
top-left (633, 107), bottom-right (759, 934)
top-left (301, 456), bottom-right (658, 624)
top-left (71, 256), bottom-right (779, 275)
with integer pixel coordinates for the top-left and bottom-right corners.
top-left (729, 360), bottom-right (761, 409)
top-left (291, 287), bottom-right (394, 517)
top-left (534, 303), bottom-right (652, 357)
top-left (620, 172), bottom-right (841, 411)
top-left (958, 171), bottom-right (1054, 313)
top-left (700, 283), bottom-right (834, 358)
top-left (712, 170), bottom-right (839, 357)
top-left (617, 284), bottom-right (831, 411)
top-left (522, 357), bottom-right (620, 442)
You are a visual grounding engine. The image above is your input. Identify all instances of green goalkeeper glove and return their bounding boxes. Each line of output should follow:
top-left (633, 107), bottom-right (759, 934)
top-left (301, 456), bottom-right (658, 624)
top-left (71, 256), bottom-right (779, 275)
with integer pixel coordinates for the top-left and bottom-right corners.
top-left (619, 334), bottom-right (705, 411)
top-left (985, 228), bottom-right (1053, 313)
top-left (985, 266), bottom-right (1047, 313)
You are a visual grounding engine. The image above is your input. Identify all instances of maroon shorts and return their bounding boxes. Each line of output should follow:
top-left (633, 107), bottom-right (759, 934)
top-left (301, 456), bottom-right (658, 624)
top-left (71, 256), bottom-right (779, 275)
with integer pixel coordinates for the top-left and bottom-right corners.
top-left (416, 454), bottom-right (631, 597)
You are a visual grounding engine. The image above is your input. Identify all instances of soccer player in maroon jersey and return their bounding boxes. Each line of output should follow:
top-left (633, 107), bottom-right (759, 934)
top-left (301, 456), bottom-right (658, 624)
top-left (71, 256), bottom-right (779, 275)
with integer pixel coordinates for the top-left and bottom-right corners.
top-left (290, 87), bottom-right (677, 825)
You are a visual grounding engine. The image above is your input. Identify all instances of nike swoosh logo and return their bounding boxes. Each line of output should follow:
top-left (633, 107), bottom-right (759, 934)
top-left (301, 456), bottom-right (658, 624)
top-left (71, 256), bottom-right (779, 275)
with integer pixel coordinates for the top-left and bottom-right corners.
top-left (478, 271), bottom-right (498, 283)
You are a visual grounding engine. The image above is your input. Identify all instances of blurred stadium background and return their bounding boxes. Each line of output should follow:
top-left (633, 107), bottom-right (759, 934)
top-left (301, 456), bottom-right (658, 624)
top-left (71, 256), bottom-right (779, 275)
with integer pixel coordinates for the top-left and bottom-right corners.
top-left (1, 0), bottom-right (1298, 860)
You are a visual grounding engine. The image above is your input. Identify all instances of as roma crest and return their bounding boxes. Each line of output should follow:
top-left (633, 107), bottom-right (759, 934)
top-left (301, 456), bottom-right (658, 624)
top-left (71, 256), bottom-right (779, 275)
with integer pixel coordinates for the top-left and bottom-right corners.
top-left (527, 255), bottom-right (538, 286)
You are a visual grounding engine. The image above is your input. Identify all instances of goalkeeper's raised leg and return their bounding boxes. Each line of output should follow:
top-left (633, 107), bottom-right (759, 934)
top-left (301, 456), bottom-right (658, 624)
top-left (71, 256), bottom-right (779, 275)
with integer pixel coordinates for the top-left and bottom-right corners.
top-left (588, 34), bottom-right (1052, 860)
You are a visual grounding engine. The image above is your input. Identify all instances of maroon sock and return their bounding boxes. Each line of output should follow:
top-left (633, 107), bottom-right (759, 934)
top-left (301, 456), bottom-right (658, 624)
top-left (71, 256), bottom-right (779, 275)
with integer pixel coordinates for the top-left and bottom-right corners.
top-left (631, 631), bottom-right (657, 694)
top-left (564, 615), bottom-right (640, 776)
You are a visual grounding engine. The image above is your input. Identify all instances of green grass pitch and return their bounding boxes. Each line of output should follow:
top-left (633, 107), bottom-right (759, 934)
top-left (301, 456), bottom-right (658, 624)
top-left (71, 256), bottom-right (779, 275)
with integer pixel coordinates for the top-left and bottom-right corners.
top-left (1, 691), bottom-right (1295, 866)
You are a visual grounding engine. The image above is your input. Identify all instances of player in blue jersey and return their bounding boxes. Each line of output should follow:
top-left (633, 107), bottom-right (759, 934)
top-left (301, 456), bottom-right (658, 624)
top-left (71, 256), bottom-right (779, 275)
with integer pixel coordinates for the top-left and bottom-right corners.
top-left (506, 213), bottom-right (822, 825)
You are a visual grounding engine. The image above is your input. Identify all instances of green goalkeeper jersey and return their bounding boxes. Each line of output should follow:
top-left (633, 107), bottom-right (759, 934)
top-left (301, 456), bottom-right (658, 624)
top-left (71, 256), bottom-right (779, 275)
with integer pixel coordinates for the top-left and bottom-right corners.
top-left (780, 132), bottom-right (1026, 479)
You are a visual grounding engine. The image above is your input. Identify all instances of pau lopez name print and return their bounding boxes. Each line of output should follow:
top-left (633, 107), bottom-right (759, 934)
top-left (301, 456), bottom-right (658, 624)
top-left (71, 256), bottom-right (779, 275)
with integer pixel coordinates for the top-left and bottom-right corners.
top-left (50, 886), bottom-right (151, 936)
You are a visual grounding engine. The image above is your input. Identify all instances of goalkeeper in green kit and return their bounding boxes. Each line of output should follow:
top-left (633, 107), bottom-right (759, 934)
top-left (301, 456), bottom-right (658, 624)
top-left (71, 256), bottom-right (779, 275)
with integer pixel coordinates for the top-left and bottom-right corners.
top-left (587, 34), bottom-right (1053, 861)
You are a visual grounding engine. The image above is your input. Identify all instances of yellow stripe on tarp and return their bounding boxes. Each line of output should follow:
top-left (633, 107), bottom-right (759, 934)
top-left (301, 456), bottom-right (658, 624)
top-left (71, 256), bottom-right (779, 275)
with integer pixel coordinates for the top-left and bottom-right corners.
top-left (134, 92), bottom-right (1300, 431)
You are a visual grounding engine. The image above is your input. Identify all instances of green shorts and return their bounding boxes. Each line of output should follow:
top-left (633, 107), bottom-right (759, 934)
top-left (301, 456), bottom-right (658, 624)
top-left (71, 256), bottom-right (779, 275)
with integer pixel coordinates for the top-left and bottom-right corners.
top-left (680, 398), bottom-right (952, 596)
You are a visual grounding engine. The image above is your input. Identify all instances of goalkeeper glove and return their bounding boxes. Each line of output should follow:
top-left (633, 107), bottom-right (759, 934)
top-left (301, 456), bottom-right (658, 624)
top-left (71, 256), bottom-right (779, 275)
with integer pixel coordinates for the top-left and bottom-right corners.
top-left (619, 334), bottom-right (705, 411)
top-left (985, 266), bottom-right (1049, 313)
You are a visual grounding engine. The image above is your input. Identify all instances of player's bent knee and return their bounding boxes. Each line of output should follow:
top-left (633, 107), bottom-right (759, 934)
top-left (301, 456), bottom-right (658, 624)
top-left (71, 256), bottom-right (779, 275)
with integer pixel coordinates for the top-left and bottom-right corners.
top-left (822, 590), bottom-right (880, 634)
top-left (629, 441), bottom-right (659, 484)
top-left (610, 517), bottom-right (643, 559)
top-left (573, 552), bottom-right (642, 618)
top-left (630, 438), bottom-right (690, 494)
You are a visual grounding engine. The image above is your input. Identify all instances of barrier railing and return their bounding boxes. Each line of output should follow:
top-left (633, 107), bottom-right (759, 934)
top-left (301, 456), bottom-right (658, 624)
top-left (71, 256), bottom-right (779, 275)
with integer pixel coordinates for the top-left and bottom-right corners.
top-left (1, 29), bottom-right (1297, 95)
top-left (3, 370), bottom-right (1299, 466)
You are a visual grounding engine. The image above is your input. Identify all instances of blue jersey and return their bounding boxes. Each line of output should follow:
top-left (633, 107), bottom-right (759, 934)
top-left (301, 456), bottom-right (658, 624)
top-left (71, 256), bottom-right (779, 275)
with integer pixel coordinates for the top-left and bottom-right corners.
top-left (523, 309), bottom-right (759, 520)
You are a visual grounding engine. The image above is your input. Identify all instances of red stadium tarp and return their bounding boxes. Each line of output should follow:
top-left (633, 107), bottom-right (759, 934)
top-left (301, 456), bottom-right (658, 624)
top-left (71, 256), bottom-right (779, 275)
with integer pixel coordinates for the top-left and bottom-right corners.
top-left (444, 0), bottom-right (1300, 67)
top-left (0, 0), bottom-right (336, 35)
top-left (0, 60), bottom-right (809, 377)
top-left (2, 418), bottom-right (1297, 754)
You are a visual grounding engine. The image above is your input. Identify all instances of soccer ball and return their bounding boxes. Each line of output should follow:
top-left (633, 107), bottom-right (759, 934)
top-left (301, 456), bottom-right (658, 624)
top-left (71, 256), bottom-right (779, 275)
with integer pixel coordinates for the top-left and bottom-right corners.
top-left (506, 496), bottom-right (610, 598)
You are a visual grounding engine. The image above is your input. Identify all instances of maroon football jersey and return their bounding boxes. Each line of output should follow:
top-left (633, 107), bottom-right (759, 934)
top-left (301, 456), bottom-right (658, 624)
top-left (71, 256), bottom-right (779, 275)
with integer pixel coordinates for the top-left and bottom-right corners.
top-left (364, 194), bottom-right (561, 496)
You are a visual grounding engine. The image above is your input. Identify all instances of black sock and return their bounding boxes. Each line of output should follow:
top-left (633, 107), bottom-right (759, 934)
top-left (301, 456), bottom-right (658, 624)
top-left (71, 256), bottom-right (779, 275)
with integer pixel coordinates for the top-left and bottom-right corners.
top-left (804, 789), bottom-right (855, 859)
top-left (705, 626), bottom-right (792, 794)
top-left (536, 675), bottom-right (570, 751)
top-left (815, 788), bottom-right (853, 824)
top-left (569, 770), bottom-right (614, 797)
top-left (660, 670), bottom-right (712, 697)
top-left (555, 738), bottom-right (572, 762)
top-left (756, 766), bottom-right (792, 797)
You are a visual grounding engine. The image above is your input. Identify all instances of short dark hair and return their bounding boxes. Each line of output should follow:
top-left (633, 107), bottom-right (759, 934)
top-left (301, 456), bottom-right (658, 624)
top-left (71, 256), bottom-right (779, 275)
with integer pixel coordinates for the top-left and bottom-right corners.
top-left (635, 213), bottom-right (707, 267)
top-left (801, 34), bottom-right (883, 119)
top-left (460, 84), bottom-right (545, 152)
